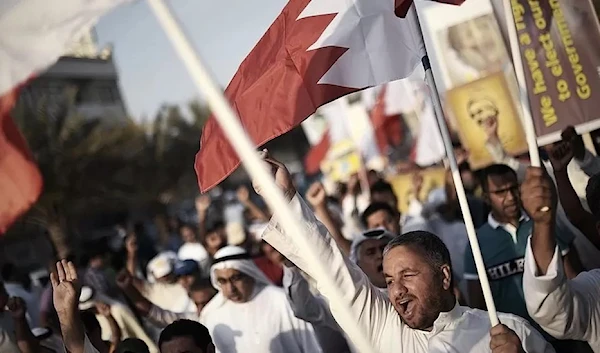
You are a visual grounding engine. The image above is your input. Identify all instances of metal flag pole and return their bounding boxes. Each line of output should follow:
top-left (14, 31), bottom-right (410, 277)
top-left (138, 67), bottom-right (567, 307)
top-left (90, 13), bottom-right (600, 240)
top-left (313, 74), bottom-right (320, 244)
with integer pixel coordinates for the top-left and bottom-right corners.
top-left (502, 0), bottom-right (542, 167)
top-left (146, 0), bottom-right (378, 352)
top-left (410, 5), bottom-right (499, 326)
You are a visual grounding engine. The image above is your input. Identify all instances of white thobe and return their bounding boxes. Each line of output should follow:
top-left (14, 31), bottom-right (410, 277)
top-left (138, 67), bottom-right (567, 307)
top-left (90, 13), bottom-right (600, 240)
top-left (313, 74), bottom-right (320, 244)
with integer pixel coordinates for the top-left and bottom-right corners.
top-left (282, 266), bottom-right (353, 353)
top-left (263, 194), bottom-right (554, 353)
top-left (523, 239), bottom-right (600, 352)
top-left (147, 283), bottom-right (323, 353)
top-left (202, 284), bottom-right (322, 353)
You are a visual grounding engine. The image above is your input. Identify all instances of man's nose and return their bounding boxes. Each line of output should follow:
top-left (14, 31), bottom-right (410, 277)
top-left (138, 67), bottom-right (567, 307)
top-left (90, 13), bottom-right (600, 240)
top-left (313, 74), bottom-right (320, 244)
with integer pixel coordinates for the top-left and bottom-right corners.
top-left (391, 281), bottom-right (408, 297)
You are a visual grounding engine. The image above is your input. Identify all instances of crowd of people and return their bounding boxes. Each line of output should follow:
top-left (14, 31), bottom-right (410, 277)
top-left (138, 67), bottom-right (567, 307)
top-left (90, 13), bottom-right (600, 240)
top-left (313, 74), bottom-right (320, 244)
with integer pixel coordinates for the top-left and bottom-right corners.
top-left (1, 124), bottom-right (600, 353)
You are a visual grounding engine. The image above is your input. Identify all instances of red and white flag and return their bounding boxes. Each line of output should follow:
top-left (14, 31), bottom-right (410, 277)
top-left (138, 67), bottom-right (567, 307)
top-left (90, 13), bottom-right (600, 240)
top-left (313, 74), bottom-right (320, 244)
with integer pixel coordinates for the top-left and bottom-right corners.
top-left (195, 0), bottom-right (463, 192)
top-left (0, 0), bottom-right (130, 233)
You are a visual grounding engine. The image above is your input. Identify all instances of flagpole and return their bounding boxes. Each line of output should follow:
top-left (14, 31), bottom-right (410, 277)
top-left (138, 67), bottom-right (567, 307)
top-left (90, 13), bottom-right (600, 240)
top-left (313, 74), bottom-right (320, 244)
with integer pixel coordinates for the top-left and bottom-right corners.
top-left (410, 6), bottom-right (499, 326)
top-left (502, 0), bottom-right (541, 167)
top-left (146, 1), bottom-right (378, 352)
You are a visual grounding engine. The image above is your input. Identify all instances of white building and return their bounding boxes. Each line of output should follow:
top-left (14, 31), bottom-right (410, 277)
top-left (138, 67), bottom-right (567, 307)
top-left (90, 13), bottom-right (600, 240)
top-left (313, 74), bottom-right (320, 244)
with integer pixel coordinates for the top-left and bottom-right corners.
top-left (18, 29), bottom-right (128, 121)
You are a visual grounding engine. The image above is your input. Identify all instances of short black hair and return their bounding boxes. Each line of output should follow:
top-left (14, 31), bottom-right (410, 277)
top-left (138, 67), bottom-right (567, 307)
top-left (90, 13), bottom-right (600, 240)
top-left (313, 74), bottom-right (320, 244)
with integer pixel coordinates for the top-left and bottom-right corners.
top-left (159, 320), bottom-right (213, 353)
top-left (189, 277), bottom-right (215, 293)
top-left (1, 263), bottom-right (16, 282)
top-left (586, 173), bottom-right (600, 219)
top-left (478, 164), bottom-right (517, 194)
top-left (361, 202), bottom-right (398, 228)
top-left (384, 231), bottom-right (452, 274)
top-left (116, 338), bottom-right (150, 353)
top-left (179, 223), bottom-right (197, 233)
top-left (370, 180), bottom-right (395, 195)
top-left (206, 220), bottom-right (225, 234)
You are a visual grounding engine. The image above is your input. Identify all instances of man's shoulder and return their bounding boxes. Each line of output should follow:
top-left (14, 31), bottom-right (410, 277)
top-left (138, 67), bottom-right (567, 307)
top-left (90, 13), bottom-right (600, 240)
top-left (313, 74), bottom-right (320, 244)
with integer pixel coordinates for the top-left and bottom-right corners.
top-left (461, 308), bottom-right (536, 333)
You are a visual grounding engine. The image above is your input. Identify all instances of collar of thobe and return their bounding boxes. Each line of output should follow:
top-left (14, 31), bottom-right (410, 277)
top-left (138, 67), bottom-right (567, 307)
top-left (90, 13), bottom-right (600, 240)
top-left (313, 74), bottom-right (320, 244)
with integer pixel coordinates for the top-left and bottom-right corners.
top-left (429, 302), bottom-right (466, 334)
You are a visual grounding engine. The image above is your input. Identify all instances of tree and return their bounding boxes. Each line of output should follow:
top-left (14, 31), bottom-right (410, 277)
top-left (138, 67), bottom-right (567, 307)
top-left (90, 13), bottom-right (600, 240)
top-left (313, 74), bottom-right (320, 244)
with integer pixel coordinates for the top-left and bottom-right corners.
top-left (10, 92), bottom-right (209, 258)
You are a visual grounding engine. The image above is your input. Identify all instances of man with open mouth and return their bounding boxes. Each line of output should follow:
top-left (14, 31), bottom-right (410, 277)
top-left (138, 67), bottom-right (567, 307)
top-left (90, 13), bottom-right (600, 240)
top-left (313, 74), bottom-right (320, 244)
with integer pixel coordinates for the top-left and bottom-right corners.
top-left (259, 152), bottom-right (553, 353)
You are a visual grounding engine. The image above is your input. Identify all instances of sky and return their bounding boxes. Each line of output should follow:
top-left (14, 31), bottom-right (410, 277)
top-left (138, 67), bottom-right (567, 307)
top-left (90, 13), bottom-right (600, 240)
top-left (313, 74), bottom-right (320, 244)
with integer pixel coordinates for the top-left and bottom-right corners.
top-left (95, 0), bottom-right (288, 119)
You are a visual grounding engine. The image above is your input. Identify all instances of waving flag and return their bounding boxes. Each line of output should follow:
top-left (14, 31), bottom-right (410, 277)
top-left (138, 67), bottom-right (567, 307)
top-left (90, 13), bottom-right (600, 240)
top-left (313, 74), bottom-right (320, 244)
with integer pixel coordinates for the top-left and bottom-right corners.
top-left (0, 0), bottom-right (130, 233)
top-left (195, 0), bottom-right (463, 192)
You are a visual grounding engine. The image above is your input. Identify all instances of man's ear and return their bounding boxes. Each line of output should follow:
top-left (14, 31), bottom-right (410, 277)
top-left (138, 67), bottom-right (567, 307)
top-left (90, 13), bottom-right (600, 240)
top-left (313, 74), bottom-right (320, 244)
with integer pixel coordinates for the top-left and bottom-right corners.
top-left (441, 264), bottom-right (452, 291)
top-left (207, 342), bottom-right (216, 353)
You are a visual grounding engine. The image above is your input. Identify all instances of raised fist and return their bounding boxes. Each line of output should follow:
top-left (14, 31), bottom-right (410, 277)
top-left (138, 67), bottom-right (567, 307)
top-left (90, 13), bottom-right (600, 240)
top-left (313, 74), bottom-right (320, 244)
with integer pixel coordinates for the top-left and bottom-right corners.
top-left (520, 167), bottom-right (556, 224)
top-left (306, 182), bottom-right (327, 209)
top-left (252, 149), bottom-right (296, 202)
top-left (7, 297), bottom-right (26, 320)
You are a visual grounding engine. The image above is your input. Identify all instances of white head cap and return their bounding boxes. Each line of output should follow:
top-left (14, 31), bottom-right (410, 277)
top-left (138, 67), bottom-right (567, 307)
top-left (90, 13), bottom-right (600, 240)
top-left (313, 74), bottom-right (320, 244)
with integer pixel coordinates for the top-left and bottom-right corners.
top-left (349, 228), bottom-right (394, 264)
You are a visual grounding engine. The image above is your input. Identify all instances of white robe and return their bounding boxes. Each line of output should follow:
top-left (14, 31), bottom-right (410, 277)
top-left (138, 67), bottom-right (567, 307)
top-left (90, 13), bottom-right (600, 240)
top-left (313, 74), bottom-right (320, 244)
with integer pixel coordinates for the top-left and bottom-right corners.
top-left (147, 246), bottom-right (323, 353)
top-left (523, 240), bottom-right (600, 352)
top-left (262, 194), bottom-right (554, 353)
top-left (201, 284), bottom-right (323, 353)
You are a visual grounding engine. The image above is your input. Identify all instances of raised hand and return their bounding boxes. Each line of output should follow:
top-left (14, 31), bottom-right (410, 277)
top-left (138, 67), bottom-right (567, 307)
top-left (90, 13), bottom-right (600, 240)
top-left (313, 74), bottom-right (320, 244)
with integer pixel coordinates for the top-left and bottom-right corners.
top-left (411, 172), bottom-right (424, 199)
top-left (237, 185), bottom-right (251, 204)
top-left (125, 234), bottom-right (138, 256)
top-left (547, 141), bottom-right (574, 172)
top-left (195, 194), bottom-right (212, 213)
top-left (306, 182), bottom-right (327, 209)
top-left (253, 149), bottom-right (296, 202)
top-left (561, 125), bottom-right (585, 160)
top-left (95, 302), bottom-right (112, 317)
top-left (115, 269), bottom-right (134, 290)
top-left (520, 167), bottom-right (556, 224)
top-left (50, 260), bottom-right (81, 317)
top-left (6, 297), bottom-right (27, 321)
top-left (490, 324), bottom-right (525, 353)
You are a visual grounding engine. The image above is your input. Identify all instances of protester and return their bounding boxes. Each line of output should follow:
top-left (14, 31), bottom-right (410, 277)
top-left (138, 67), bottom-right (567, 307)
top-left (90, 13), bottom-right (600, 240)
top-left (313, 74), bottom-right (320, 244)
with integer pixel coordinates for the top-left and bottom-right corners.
top-left (1, 263), bottom-right (41, 327)
top-left (485, 123), bottom-right (600, 270)
top-left (177, 224), bottom-right (209, 267)
top-left (523, 167), bottom-right (600, 352)
top-left (158, 320), bottom-right (214, 353)
top-left (51, 260), bottom-right (102, 353)
top-left (5, 295), bottom-right (40, 353)
top-left (116, 272), bottom-right (216, 320)
top-left (306, 181), bottom-right (352, 255)
top-left (547, 141), bottom-right (600, 250)
top-left (173, 260), bottom-right (201, 292)
top-left (258, 152), bottom-right (553, 352)
top-left (464, 165), bottom-right (577, 319)
top-left (126, 237), bottom-right (195, 315)
top-left (361, 202), bottom-right (401, 235)
top-left (83, 246), bottom-right (121, 301)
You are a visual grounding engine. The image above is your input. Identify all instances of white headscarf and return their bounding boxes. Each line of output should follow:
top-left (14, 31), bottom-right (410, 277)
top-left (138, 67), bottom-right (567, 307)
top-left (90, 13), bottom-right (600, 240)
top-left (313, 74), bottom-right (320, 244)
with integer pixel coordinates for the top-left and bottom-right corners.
top-left (349, 228), bottom-right (394, 264)
top-left (203, 246), bottom-right (273, 315)
top-left (210, 246), bottom-right (273, 290)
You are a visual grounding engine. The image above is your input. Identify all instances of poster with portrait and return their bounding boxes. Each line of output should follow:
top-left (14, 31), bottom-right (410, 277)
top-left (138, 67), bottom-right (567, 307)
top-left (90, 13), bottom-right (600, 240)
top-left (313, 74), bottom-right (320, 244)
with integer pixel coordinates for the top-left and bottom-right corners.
top-left (446, 72), bottom-right (528, 170)
top-left (388, 167), bottom-right (446, 214)
top-left (418, 0), bottom-right (514, 92)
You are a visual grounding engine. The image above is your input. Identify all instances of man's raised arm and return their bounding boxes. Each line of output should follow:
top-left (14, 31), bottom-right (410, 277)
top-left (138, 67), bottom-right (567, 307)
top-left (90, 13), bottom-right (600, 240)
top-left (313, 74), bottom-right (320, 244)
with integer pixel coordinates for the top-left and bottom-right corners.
top-left (257, 151), bottom-right (396, 347)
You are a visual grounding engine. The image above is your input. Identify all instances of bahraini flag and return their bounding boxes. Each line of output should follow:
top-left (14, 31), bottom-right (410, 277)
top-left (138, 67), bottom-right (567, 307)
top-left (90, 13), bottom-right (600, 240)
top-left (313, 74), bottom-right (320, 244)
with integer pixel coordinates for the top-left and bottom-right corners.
top-left (195, 0), bottom-right (463, 192)
top-left (0, 0), bottom-right (131, 232)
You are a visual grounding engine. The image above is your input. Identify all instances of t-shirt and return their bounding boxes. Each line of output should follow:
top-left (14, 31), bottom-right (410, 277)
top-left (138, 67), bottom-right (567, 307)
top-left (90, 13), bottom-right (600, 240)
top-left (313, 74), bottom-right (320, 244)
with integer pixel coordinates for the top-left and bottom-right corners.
top-left (464, 213), bottom-right (573, 335)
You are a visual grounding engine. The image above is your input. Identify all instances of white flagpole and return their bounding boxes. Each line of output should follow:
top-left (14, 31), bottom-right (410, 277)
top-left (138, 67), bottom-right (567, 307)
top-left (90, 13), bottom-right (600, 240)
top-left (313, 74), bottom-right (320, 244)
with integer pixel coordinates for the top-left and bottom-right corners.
top-left (411, 6), bottom-right (500, 326)
top-left (502, 0), bottom-right (541, 167)
top-left (146, 1), bottom-right (378, 352)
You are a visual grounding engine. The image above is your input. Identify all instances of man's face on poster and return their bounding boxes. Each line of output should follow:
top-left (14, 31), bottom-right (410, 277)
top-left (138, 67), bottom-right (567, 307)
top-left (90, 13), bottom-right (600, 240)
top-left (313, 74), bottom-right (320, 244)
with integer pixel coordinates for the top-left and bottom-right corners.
top-left (467, 98), bottom-right (498, 131)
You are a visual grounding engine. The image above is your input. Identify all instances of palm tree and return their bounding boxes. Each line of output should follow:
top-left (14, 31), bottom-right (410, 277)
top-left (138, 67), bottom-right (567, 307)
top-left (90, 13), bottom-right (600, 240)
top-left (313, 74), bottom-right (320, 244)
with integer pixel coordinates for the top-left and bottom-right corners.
top-left (11, 91), bottom-right (147, 257)
top-left (10, 90), bottom-right (210, 257)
